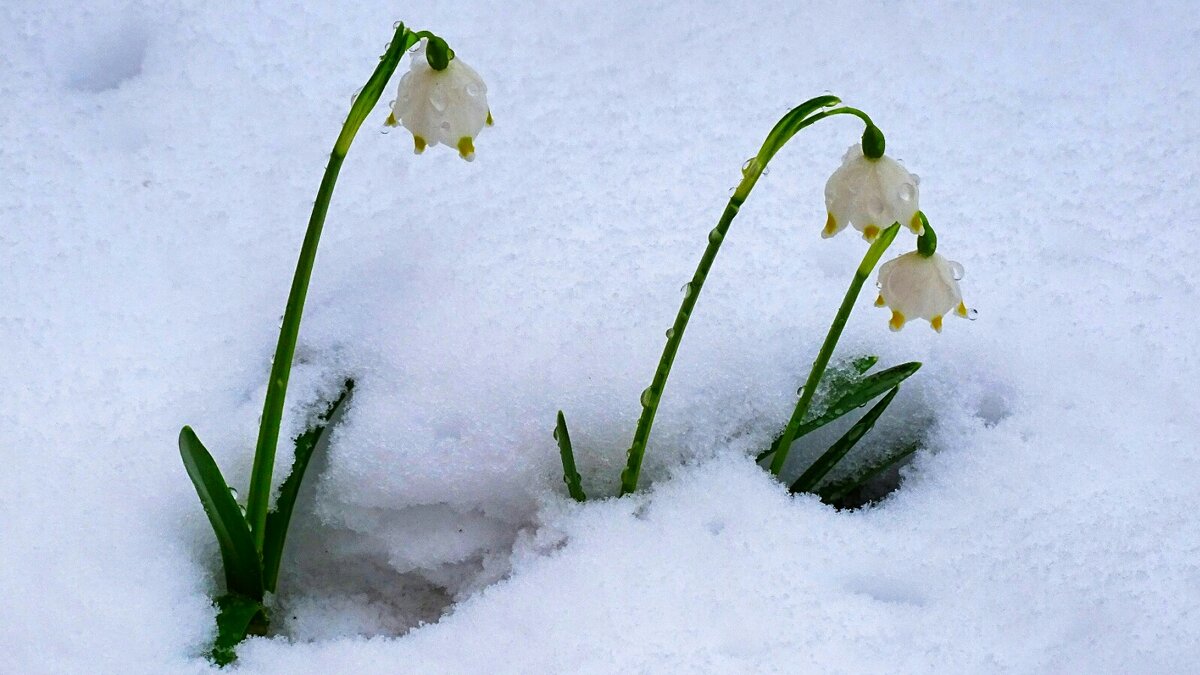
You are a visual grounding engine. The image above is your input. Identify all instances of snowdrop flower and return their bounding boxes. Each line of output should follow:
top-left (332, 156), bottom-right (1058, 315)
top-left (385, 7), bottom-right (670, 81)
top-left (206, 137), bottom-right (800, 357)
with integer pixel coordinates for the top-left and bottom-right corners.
top-left (823, 144), bottom-right (922, 242)
top-left (875, 250), bottom-right (970, 332)
top-left (388, 41), bottom-right (491, 161)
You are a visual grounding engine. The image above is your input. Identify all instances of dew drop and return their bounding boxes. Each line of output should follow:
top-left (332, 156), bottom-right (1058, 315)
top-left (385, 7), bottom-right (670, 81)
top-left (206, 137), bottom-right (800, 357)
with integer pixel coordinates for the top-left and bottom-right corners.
top-left (912, 173), bottom-right (921, 186)
top-left (430, 93), bottom-right (447, 112)
top-left (228, 487), bottom-right (238, 499)
top-left (708, 227), bottom-right (723, 244)
top-left (950, 261), bottom-right (965, 280)
top-left (440, 120), bottom-right (451, 131)
top-left (393, 20), bottom-right (402, 28)
top-left (897, 182), bottom-right (916, 202)
top-left (552, 427), bottom-right (559, 441)
top-left (465, 83), bottom-right (480, 97)
top-left (640, 387), bottom-right (655, 407)
top-left (681, 282), bottom-right (694, 298)
top-left (665, 328), bottom-right (675, 339)
top-left (967, 308), bottom-right (979, 321)
top-left (741, 158), bottom-right (755, 174)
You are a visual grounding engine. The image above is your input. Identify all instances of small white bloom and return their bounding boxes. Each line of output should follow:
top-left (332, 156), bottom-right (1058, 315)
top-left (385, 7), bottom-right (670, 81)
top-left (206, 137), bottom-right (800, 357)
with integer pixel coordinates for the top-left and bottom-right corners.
top-left (388, 41), bottom-right (491, 161)
top-left (823, 144), bottom-right (922, 242)
top-left (875, 251), bottom-right (970, 332)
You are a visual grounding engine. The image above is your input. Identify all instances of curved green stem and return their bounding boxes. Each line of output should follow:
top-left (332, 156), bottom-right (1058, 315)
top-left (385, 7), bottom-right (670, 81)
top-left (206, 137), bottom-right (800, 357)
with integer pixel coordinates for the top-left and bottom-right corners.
top-left (768, 222), bottom-right (901, 476)
top-left (244, 24), bottom-right (420, 549)
top-left (618, 96), bottom-right (879, 496)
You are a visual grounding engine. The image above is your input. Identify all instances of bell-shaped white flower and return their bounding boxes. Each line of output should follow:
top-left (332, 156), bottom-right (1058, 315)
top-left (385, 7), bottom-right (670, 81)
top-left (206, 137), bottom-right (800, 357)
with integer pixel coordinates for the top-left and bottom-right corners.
top-left (875, 251), bottom-right (970, 332)
top-left (823, 144), bottom-right (922, 242)
top-left (388, 41), bottom-right (491, 161)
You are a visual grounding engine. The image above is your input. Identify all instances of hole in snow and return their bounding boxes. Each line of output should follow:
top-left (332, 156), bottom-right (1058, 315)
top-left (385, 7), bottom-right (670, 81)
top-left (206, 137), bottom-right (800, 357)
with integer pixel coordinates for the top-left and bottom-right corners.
top-left (64, 19), bottom-right (149, 92)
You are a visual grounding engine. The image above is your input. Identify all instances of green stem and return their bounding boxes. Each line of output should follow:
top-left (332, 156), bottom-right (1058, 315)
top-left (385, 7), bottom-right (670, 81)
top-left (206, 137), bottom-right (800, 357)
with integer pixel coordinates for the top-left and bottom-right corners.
top-left (618, 96), bottom-right (875, 496)
top-left (768, 222), bottom-right (900, 476)
top-left (244, 24), bottom-right (419, 549)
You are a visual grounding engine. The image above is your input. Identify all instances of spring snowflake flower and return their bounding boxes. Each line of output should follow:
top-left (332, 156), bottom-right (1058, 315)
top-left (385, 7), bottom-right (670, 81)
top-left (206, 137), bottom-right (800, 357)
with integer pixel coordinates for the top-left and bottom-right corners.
top-left (388, 42), bottom-right (491, 161)
top-left (875, 250), bottom-right (970, 332)
top-left (823, 144), bottom-right (922, 242)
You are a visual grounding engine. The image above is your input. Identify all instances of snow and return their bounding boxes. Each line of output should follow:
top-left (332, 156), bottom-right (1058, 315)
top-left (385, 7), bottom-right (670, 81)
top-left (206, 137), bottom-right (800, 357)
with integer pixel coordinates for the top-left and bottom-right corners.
top-left (2, 1), bottom-right (1198, 673)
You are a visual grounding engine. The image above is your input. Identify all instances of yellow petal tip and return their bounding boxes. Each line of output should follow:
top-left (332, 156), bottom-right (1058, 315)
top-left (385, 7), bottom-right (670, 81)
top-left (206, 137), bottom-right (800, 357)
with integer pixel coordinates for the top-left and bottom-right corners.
top-left (889, 310), bottom-right (906, 332)
top-left (874, 294), bottom-right (886, 307)
top-left (955, 301), bottom-right (969, 318)
top-left (909, 212), bottom-right (925, 235)
top-left (930, 315), bottom-right (944, 332)
top-left (862, 225), bottom-right (880, 242)
top-left (822, 212), bottom-right (838, 238)
top-left (457, 136), bottom-right (476, 161)
top-left (485, 110), bottom-right (494, 126)
top-left (413, 135), bottom-right (427, 154)
top-left (384, 112), bottom-right (399, 127)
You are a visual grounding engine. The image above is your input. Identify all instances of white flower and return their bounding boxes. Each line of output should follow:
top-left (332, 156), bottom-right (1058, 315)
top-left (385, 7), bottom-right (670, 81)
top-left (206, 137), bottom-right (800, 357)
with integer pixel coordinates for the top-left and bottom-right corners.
top-left (875, 251), bottom-right (970, 332)
top-left (388, 41), bottom-right (491, 161)
top-left (823, 144), bottom-right (922, 242)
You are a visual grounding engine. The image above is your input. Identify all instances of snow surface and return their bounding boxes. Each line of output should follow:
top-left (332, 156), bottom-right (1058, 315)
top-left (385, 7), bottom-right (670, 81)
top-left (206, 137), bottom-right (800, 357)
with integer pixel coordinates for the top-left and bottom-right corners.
top-left (2, 0), bottom-right (1199, 673)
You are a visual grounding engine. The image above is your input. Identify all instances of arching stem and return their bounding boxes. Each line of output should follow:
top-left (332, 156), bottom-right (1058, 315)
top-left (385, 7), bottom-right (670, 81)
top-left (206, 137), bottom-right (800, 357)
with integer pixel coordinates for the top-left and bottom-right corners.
top-left (243, 24), bottom-right (420, 549)
top-left (768, 222), bottom-right (901, 476)
top-left (618, 98), bottom-right (877, 496)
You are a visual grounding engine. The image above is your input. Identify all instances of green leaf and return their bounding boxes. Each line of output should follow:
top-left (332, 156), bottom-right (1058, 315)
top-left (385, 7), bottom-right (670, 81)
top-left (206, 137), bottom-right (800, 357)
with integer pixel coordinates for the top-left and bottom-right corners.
top-left (818, 442), bottom-right (920, 506)
top-left (209, 593), bottom-right (269, 666)
top-left (757, 362), bottom-right (920, 463)
top-left (790, 387), bottom-right (900, 494)
top-left (554, 411), bottom-right (587, 502)
top-left (178, 427), bottom-right (263, 599)
top-left (261, 379), bottom-right (354, 593)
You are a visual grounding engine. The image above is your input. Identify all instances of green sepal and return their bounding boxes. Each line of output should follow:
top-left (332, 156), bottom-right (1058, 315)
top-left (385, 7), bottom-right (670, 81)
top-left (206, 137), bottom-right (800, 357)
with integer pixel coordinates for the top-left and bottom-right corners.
top-left (790, 387), bottom-right (899, 494)
top-left (554, 411), bottom-right (587, 502)
top-left (261, 379), bottom-right (355, 593)
top-left (818, 441), bottom-right (920, 506)
top-left (861, 124), bottom-right (885, 159)
top-left (178, 426), bottom-right (264, 600)
top-left (758, 362), bottom-right (921, 463)
top-left (916, 213), bottom-right (936, 256)
top-left (425, 35), bottom-right (453, 70)
top-left (209, 593), bottom-right (269, 666)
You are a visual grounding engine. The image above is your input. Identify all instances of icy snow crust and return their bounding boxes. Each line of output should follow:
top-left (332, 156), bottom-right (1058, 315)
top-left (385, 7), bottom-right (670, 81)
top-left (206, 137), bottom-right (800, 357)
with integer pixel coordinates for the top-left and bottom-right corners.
top-left (2, 1), bottom-right (1198, 673)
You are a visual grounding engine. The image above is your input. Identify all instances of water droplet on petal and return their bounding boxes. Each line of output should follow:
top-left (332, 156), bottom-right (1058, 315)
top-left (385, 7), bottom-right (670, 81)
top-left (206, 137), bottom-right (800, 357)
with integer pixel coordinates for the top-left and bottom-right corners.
top-left (640, 387), bottom-right (655, 407)
top-left (465, 83), bottom-right (480, 97)
top-left (897, 183), bottom-right (916, 202)
top-left (912, 173), bottom-right (921, 186)
top-left (430, 93), bottom-right (447, 112)
top-left (950, 261), bottom-right (965, 280)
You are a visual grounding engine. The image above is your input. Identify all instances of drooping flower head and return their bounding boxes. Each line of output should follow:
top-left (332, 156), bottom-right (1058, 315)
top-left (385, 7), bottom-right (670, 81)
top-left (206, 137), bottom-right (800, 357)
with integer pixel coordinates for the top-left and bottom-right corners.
top-left (388, 39), bottom-right (491, 161)
top-left (824, 144), bottom-right (922, 242)
top-left (875, 250), bottom-right (970, 332)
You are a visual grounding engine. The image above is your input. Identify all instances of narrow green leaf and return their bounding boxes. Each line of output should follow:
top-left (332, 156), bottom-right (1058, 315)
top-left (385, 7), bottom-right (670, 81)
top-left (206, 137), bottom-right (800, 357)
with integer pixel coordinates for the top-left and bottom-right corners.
top-left (757, 362), bottom-right (920, 463)
top-left (261, 379), bottom-right (354, 593)
top-left (209, 593), bottom-right (269, 666)
top-left (849, 355), bottom-right (879, 376)
top-left (818, 442), bottom-right (920, 506)
top-left (554, 411), bottom-right (587, 502)
top-left (790, 387), bottom-right (900, 494)
top-left (178, 427), bottom-right (263, 599)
